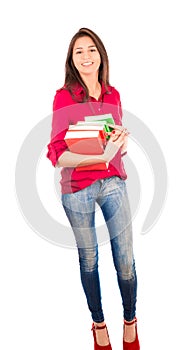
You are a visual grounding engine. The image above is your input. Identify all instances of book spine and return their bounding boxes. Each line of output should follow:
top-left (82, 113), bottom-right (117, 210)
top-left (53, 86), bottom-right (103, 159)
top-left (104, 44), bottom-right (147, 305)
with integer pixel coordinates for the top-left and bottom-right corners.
top-left (75, 163), bottom-right (108, 171)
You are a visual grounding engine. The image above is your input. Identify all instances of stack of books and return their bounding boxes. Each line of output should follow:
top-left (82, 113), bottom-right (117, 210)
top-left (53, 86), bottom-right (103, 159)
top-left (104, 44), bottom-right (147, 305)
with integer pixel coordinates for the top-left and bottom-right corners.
top-left (84, 113), bottom-right (115, 140)
top-left (64, 114), bottom-right (115, 171)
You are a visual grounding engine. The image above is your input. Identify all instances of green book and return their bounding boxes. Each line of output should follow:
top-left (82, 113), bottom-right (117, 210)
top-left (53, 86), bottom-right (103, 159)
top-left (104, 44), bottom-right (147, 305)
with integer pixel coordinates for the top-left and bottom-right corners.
top-left (84, 114), bottom-right (115, 139)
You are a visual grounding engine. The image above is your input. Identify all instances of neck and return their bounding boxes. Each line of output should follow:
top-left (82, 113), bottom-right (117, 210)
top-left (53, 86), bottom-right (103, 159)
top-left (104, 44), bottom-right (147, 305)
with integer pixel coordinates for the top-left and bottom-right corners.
top-left (80, 72), bottom-right (100, 96)
top-left (88, 81), bottom-right (101, 96)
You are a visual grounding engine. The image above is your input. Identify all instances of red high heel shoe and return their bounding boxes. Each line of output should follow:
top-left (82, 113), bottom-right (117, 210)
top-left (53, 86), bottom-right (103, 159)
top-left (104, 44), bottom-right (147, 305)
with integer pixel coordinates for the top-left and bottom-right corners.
top-left (123, 317), bottom-right (140, 350)
top-left (91, 323), bottom-right (112, 350)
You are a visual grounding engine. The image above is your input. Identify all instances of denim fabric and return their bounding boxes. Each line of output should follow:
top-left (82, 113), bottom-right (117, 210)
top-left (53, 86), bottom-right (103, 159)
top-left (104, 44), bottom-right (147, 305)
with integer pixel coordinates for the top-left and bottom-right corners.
top-left (61, 176), bottom-right (137, 322)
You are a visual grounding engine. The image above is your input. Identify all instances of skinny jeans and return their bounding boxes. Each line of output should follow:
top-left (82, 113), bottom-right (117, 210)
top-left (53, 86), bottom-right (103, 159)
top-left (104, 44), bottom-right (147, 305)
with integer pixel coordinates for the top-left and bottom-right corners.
top-left (61, 176), bottom-right (137, 322)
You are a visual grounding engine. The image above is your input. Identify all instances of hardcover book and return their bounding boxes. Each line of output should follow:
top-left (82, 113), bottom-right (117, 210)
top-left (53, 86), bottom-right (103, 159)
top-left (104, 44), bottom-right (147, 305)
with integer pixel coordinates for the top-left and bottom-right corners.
top-left (64, 129), bottom-right (105, 155)
top-left (76, 162), bottom-right (109, 171)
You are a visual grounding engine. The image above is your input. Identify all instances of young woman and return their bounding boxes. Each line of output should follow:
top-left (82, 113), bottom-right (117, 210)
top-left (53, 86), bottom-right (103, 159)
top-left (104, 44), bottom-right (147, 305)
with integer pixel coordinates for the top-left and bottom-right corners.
top-left (47, 28), bottom-right (140, 350)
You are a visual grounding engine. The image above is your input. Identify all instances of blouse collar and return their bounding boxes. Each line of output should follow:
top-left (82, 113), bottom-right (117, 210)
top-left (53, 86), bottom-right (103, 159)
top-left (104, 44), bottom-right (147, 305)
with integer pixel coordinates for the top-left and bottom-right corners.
top-left (72, 81), bottom-right (111, 98)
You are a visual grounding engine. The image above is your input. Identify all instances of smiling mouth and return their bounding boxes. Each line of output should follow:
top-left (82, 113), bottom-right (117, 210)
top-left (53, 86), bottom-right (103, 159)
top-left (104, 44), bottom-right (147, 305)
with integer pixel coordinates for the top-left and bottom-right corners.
top-left (81, 62), bottom-right (93, 66)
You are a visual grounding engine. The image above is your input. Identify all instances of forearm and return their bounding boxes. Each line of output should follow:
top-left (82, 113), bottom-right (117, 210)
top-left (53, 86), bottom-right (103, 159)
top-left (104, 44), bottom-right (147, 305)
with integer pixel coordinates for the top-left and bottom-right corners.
top-left (56, 151), bottom-right (106, 168)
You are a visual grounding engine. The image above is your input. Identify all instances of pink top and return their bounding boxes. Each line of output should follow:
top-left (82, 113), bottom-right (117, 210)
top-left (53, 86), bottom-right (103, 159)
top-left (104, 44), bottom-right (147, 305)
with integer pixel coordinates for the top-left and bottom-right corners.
top-left (47, 82), bottom-right (127, 193)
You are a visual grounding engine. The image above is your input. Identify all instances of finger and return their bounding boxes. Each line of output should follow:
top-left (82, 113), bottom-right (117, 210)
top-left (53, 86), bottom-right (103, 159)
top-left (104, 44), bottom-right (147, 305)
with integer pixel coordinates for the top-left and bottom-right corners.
top-left (110, 133), bottom-right (125, 144)
top-left (108, 124), bottom-right (130, 134)
top-left (110, 133), bottom-right (119, 141)
top-left (123, 129), bottom-right (130, 135)
top-left (111, 130), bottom-right (120, 137)
top-left (107, 123), bottom-right (124, 130)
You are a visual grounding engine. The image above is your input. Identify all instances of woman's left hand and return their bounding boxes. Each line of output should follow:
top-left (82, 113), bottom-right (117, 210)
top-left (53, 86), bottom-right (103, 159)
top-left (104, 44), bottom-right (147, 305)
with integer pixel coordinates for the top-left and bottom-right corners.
top-left (107, 124), bottom-right (129, 154)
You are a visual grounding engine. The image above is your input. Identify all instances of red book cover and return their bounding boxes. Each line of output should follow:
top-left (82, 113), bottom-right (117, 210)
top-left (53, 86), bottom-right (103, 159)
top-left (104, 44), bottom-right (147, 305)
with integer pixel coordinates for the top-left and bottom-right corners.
top-left (64, 130), bottom-right (105, 155)
top-left (76, 162), bottom-right (109, 171)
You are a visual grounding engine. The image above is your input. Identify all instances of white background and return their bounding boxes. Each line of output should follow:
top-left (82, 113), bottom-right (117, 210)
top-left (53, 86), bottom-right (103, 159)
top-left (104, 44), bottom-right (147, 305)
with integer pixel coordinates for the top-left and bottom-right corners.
top-left (1, 1), bottom-right (184, 349)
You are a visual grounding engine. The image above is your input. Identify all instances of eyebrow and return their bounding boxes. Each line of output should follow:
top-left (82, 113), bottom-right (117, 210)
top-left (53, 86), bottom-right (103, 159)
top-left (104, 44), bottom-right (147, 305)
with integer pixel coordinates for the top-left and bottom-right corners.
top-left (75, 45), bottom-right (96, 51)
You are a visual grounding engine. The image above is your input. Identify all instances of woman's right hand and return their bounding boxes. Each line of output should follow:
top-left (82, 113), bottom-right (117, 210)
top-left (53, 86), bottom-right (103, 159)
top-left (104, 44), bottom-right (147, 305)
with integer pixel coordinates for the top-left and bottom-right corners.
top-left (103, 128), bottom-right (129, 162)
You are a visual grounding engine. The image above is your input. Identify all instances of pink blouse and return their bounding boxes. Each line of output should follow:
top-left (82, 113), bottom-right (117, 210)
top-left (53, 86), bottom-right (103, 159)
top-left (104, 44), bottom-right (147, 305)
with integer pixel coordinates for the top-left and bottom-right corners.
top-left (47, 82), bottom-right (127, 193)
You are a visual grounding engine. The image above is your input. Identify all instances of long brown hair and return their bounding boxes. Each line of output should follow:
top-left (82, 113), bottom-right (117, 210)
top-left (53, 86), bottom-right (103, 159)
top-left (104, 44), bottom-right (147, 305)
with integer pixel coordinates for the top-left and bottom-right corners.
top-left (64, 28), bottom-right (110, 101)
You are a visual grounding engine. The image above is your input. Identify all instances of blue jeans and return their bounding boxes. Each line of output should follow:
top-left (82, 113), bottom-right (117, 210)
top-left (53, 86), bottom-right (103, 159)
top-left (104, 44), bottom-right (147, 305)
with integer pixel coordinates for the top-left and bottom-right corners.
top-left (61, 176), bottom-right (137, 322)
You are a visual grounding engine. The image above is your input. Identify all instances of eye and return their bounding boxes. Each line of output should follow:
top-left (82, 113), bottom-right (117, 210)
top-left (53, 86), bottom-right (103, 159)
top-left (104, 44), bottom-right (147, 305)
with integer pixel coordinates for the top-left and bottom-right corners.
top-left (76, 51), bottom-right (82, 54)
top-left (90, 49), bottom-right (96, 52)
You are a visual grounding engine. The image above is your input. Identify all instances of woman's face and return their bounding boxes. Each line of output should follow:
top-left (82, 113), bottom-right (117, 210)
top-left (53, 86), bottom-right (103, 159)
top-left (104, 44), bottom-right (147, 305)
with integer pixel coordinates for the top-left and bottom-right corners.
top-left (72, 36), bottom-right (101, 78)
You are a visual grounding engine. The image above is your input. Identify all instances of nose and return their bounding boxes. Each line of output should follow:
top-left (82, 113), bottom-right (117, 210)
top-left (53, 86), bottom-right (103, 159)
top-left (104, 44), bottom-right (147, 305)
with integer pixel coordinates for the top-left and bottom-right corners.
top-left (82, 50), bottom-right (90, 60)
